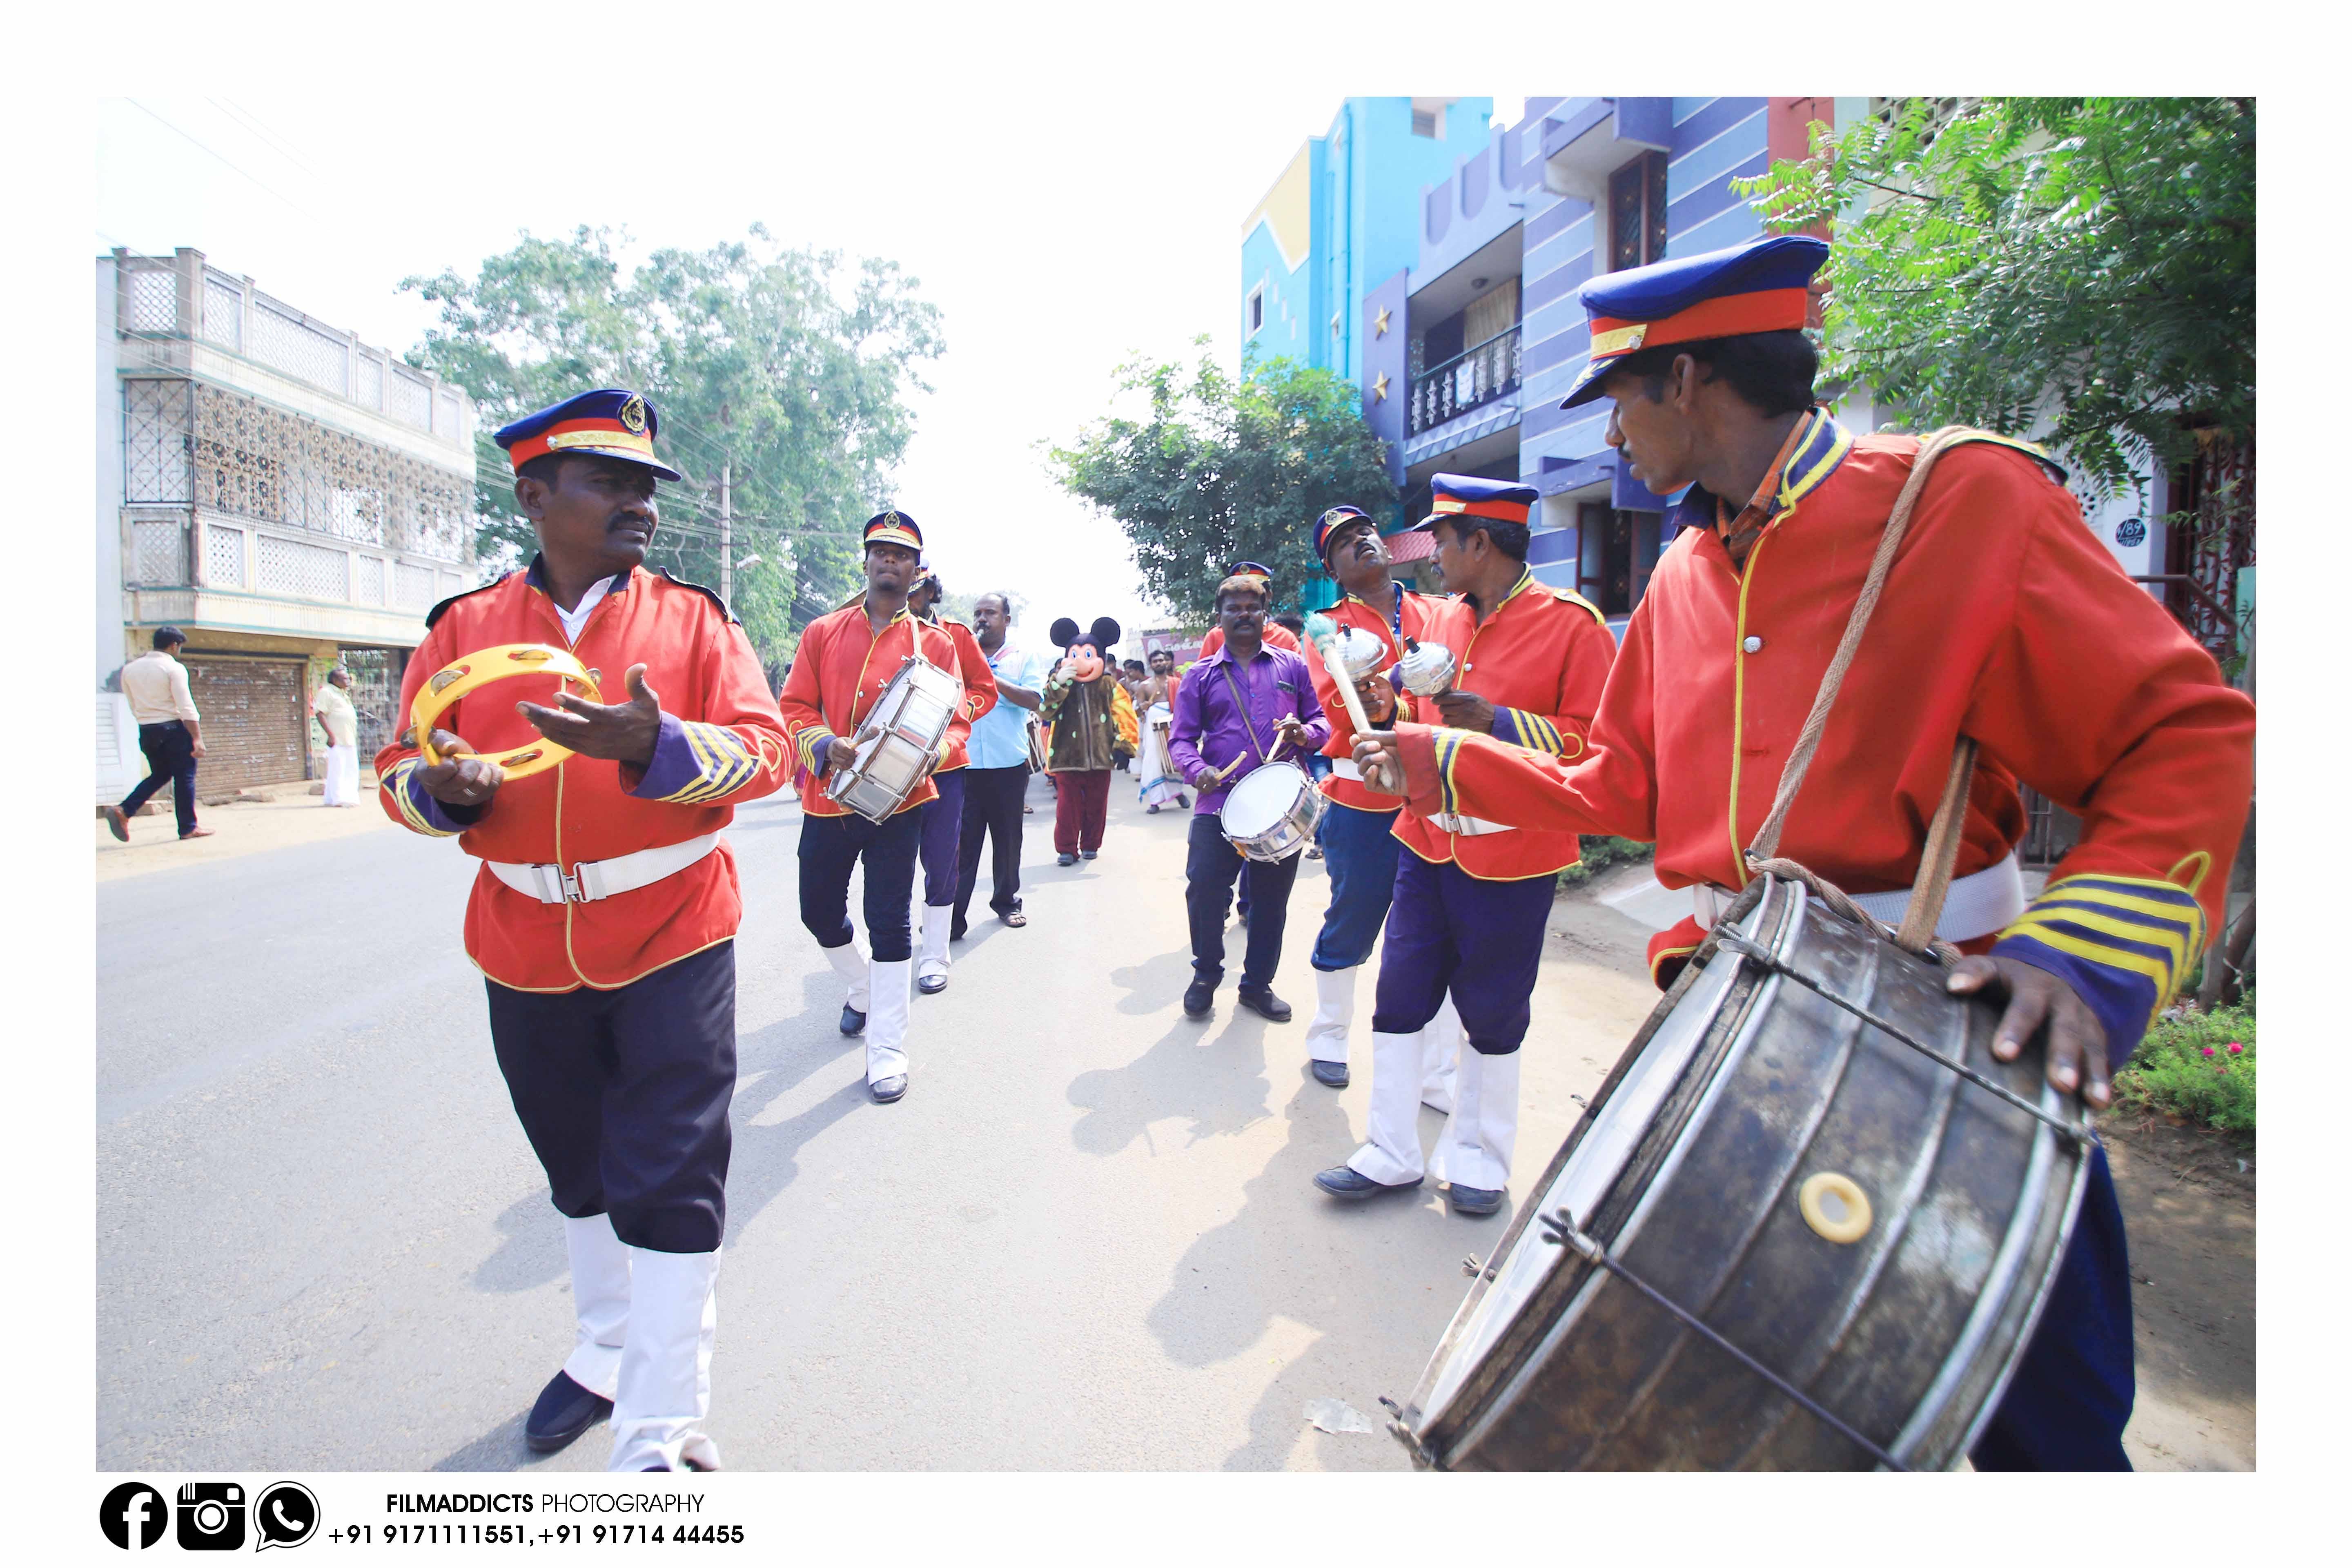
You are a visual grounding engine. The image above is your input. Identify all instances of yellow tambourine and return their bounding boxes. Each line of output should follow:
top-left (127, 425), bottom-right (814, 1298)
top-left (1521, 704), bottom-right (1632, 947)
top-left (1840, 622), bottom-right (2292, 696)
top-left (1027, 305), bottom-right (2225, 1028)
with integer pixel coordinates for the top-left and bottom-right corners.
top-left (409, 644), bottom-right (603, 783)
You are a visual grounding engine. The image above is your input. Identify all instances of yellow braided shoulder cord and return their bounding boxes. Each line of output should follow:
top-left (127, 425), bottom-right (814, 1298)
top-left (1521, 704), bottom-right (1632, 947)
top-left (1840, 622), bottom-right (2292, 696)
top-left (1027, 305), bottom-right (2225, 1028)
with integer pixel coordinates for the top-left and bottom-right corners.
top-left (410, 644), bottom-right (604, 783)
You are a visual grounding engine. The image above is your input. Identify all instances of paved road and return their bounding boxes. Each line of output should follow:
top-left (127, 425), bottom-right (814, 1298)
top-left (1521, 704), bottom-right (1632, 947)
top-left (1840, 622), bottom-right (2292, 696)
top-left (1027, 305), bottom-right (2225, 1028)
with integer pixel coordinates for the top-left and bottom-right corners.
top-left (96, 773), bottom-right (1662, 1472)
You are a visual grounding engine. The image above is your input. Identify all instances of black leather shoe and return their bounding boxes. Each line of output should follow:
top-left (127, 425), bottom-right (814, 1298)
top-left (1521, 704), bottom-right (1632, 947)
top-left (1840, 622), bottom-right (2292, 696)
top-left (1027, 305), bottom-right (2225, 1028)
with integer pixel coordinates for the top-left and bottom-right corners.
top-left (1236, 986), bottom-right (1292, 1022)
top-left (525, 1370), bottom-right (611, 1454)
top-left (870, 1074), bottom-right (907, 1103)
top-left (1058, 852), bottom-right (1078, 866)
top-left (1182, 980), bottom-right (1215, 1019)
top-left (949, 922), bottom-right (968, 942)
top-left (1313, 1166), bottom-right (1423, 1200)
top-left (1310, 1060), bottom-right (1349, 1089)
top-left (839, 1004), bottom-right (866, 1037)
top-left (917, 973), bottom-right (948, 996)
top-left (1448, 1185), bottom-right (1506, 1216)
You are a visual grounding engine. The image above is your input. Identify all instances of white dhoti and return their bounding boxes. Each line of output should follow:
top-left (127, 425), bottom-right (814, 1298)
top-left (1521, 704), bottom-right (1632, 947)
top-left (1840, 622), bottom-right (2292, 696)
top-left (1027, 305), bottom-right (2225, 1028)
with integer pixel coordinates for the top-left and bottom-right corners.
top-left (323, 744), bottom-right (359, 805)
top-left (1139, 703), bottom-right (1184, 808)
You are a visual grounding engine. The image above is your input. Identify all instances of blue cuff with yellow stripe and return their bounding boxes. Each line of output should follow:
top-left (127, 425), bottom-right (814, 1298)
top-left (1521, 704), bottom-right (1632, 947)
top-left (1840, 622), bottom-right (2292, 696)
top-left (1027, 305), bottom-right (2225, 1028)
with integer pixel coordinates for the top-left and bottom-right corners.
top-left (1990, 873), bottom-right (2209, 1071)
top-left (630, 712), bottom-right (762, 805)
top-left (384, 755), bottom-right (475, 837)
top-left (793, 724), bottom-right (837, 780)
top-left (1490, 705), bottom-right (1575, 758)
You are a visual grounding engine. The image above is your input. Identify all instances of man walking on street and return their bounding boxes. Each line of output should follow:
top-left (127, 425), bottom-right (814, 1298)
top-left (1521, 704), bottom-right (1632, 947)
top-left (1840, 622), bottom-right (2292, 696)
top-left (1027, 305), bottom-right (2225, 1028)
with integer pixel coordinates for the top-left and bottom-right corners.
top-left (106, 626), bottom-right (213, 842)
top-left (1168, 575), bottom-right (1328, 1022)
top-left (313, 666), bottom-right (361, 807)
top-left (953, 592), bottom-right (1042, 935)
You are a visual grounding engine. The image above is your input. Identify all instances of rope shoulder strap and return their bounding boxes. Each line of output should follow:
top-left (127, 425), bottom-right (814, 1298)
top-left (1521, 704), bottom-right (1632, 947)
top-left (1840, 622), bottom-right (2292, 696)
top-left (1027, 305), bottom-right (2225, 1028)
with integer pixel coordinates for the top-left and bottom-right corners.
top-left (1742, 425), bottom-right (1998, 958)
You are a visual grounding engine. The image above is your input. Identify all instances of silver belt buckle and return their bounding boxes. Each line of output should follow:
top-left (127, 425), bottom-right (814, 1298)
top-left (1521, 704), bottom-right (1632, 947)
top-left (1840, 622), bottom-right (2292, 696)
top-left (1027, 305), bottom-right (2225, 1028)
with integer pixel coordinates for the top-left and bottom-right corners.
top-left (531, 862), bottom-right (597, 904)
top-left (1435, 813), bottom-right (1467, 835)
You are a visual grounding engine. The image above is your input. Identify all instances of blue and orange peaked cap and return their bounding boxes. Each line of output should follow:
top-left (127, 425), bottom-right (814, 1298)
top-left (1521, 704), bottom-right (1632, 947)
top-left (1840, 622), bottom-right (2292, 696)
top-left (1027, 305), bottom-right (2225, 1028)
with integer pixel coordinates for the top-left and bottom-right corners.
top-left (863, 510), bottom-right (923, 553)
top-left (1409, 473), bottom-right (1539, 530)
top-left (1312, 506), bottom-right (1374, 561)
top-left (1558, 234), bottom-right (1829, 410)
top-left (495, 388), bottom-right (684, 481)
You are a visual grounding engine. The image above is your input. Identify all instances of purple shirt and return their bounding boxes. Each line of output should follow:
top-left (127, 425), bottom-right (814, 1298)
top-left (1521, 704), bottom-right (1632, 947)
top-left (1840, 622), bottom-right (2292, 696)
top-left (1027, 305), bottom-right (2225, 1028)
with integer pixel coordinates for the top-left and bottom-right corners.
top-left (1167, 643), bottom-right (1329, 815)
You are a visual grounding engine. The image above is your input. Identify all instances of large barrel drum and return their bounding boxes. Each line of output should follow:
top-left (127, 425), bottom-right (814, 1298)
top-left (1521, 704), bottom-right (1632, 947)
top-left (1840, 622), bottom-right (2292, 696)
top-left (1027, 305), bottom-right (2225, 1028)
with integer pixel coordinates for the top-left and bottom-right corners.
top-left (1394, 874), bottom-right (2093, 1470)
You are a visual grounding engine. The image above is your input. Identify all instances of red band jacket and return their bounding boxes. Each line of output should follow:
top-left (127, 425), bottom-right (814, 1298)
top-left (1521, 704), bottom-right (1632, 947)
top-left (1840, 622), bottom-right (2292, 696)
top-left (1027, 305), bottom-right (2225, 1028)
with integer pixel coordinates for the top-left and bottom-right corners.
top-left (374, 560), bottom-right (791, 992)
top-left (1392, 568), bottom-right (1616, 880)
top-left (1387, 413), bottom-right (2256, 1063)
top-left (777, 597), bottom-right (985, 816)
top-left (1300, 582), bottom-right (1450, 815)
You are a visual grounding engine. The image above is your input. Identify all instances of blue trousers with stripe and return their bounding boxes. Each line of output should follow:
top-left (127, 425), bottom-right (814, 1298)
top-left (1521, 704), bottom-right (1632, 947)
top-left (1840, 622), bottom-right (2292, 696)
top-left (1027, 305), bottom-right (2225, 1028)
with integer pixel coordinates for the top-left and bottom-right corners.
top-left (1369, 853), bottom-right (1554, 1054)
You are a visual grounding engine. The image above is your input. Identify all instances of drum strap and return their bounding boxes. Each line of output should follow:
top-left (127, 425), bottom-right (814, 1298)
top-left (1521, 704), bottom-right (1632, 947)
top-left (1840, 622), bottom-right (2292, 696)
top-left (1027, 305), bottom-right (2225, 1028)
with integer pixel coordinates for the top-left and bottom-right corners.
top-left (1218, 662), bottom-right (1277, 767)
top-left (1741, 426), bottom-right (1990, 959)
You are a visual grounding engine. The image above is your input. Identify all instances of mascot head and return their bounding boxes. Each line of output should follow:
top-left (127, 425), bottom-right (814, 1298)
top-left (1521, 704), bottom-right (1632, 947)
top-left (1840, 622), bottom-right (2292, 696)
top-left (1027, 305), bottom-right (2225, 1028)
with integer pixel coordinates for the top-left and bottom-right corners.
top-left (1050, 615), bottom-right (1122, 682)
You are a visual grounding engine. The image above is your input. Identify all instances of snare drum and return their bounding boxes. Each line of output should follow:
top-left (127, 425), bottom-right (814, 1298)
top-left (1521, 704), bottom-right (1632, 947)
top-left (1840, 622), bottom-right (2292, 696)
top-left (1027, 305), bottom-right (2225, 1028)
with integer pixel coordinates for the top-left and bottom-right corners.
top-left (1217, 764), bottom-right (1324, 862)
top-left (1392, 873), bottom-right (2091, 1471)
top-left (827, 656), bottom-right (962, 824)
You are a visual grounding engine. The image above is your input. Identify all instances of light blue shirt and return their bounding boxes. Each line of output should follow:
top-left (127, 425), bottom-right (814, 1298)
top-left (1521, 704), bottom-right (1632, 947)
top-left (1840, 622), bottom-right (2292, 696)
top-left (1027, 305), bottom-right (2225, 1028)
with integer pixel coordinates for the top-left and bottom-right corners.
top-left (967, 642), bottom-right (1045, 769)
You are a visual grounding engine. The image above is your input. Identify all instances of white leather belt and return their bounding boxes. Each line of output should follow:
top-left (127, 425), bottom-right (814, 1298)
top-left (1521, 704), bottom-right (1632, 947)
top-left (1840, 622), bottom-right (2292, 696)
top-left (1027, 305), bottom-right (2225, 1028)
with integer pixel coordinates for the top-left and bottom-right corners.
top-left (1331, 757), bottom-right (1362, 781)
top-left (1691, 851), bottom-right (2026, 943)
top-left (486, 831), bottom-right (722, 905)
top-left (1430, 811), bottom-right (1514, 837)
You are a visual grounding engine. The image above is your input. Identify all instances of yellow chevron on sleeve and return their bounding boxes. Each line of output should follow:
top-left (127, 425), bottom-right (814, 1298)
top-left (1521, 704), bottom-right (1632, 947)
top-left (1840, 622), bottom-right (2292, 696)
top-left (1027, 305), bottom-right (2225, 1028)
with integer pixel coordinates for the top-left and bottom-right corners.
top-left (387, 758), bottom-right (459, 837)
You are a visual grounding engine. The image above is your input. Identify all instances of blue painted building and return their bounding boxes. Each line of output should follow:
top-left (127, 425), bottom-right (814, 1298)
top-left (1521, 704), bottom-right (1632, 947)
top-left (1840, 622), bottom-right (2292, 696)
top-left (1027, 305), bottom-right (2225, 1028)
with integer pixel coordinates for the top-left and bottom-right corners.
top-left (1239, 98), bottom-right (1495, 384)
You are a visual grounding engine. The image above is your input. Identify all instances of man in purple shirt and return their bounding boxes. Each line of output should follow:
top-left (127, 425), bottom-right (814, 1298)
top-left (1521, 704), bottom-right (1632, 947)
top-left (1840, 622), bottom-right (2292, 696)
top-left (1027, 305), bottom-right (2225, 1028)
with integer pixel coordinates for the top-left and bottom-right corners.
top-left (1169, 574), bottom-right (1330, 1022)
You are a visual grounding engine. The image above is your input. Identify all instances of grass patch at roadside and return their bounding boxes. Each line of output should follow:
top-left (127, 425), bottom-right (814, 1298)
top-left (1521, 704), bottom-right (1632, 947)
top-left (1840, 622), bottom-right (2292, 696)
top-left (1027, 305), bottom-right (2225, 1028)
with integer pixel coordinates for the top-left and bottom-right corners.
top-left (2112, 993), bottom-right (2255, 1143)
top-left (1558, 836), bottom-right (1655, 889)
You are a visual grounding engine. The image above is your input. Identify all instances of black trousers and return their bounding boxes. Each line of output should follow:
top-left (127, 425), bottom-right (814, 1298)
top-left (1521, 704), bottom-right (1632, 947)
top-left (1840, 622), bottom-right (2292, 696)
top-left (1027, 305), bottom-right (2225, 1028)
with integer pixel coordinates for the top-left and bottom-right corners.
top-left (1184, 813), bottom-right (1300, 991)
top-left (120, 720), bottom-right (198, 836)
top-left (953, 764), bottom-right (1029, 931)
top-left (485, 941), bottom-right (736, 1254)
top-left (797, 805), bottom-right (923, 962)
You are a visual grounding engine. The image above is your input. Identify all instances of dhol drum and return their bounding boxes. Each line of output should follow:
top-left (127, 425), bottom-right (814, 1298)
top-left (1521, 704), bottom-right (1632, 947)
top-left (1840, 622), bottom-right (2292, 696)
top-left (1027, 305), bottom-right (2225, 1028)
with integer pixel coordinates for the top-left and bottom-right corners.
top-left (1217, 763), bottom-right (1325, 862)
top-left (1392, 873), bottom-right (2094, 1471)
top-left (828, 655), bottom-right (962, 824)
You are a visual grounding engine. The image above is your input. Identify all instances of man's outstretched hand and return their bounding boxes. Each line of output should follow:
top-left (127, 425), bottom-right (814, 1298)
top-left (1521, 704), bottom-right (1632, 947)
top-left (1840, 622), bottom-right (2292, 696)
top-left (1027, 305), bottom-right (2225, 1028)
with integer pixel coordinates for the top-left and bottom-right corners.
top-left (1945, 956), bottom-right (2112, 1111)
top-left (516, 662), bottom-right (663, 769)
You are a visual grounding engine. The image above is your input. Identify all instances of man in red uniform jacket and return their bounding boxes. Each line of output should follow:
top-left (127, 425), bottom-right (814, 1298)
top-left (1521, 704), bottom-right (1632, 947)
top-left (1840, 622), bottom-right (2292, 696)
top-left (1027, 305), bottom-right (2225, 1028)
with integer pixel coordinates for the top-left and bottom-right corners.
top-left (1313, 475), bottom-right (1616, 1217)
top-left (777, 511), bottom-right (973, 1103)
top-left (377, 388), bottom-right (790, 1472)
top-left (1296, 506), bottom-right (1461, 1098)
top-left (1352, 233), bottom-right (2256, 1469)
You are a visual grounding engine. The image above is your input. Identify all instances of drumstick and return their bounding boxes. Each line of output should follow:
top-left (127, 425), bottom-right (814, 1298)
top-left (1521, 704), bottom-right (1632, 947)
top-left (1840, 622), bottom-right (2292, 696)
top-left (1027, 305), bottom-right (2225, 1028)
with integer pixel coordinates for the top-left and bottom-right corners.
top-left (1303, 612), bottom-right (1397, 793)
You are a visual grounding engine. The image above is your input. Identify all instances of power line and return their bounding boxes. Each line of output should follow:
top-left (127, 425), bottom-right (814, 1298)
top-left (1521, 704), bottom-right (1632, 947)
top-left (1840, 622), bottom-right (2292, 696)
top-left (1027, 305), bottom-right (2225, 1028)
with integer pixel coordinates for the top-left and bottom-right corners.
top-left (120, 99), bottom-right (331, 228)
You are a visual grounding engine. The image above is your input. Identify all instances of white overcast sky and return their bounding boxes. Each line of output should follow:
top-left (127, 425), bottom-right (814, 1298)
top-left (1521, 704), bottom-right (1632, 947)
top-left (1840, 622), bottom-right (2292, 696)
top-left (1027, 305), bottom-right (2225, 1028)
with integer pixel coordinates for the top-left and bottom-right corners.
top-left (95, 80), bottom-right (1519, 651)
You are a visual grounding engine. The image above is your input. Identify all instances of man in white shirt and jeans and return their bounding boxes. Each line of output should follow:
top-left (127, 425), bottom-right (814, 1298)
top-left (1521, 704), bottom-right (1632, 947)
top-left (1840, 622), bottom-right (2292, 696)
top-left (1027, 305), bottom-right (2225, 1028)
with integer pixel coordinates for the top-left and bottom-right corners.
top-left (106, 625), bottom-right (213, 841)
top-left (312, 666), bottom-right (361, 807)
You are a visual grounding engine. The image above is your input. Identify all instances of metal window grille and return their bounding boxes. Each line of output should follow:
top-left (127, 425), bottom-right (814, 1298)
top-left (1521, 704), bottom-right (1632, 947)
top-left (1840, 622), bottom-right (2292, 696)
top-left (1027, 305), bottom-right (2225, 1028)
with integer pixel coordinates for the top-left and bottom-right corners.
top-left (131, 518), bottom-right (188, 586)
top-left (188, 382), bottom-right (470, 561)
top-left (1408, 325), bottom-right (1521, 437)
top-left (123, 380), bottom-right (193, 503)
top-left (205, 523), bottom-right (247, 587)
top-left (249, 294), bottom-right (350, 395)
top-left (389, 370), bottom-right (432, 431)
top-left (354, 353), bottom-right (384, 410)
top-left (395, 561), bottom-right (437, 608)
top-left (126, 269), bottom-right (178, 333)
top-left (353, 554), bottom-right (386, 605)
top-left (202, 277), bottom-right (244, 350)
top-left (258, 533), bottom-right (350, 600)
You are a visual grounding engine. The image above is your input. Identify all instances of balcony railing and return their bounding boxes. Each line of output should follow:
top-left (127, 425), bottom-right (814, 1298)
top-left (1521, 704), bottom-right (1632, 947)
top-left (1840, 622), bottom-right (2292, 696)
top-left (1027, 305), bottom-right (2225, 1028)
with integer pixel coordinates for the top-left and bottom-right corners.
top-left (122, 508), bottom-right (478, 615)
top-left (1410, 325), bottom-right (1521, 437)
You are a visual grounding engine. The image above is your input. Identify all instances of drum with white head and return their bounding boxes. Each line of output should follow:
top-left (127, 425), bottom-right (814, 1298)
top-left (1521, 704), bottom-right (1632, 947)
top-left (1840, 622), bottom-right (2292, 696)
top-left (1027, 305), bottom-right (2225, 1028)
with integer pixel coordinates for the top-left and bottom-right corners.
top-left (1217, 763), bottom-right (1325, 862)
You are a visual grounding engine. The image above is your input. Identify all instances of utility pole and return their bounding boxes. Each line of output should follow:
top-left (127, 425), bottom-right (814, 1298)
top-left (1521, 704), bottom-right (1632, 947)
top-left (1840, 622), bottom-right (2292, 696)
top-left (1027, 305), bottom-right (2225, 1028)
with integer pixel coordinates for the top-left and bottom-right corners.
top-left (718, 461), bottom-right (732, 605)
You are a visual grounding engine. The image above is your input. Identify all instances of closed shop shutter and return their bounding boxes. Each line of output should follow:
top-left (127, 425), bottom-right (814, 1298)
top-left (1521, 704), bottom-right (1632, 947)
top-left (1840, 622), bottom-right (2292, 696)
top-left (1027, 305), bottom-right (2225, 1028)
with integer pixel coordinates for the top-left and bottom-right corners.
top-left (182, 654), bottom-right (306, 790)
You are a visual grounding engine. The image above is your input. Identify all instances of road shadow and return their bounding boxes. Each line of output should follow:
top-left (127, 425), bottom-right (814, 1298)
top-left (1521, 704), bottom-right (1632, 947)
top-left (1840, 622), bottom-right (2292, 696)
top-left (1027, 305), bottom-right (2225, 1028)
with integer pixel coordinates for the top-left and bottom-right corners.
top-left (469, 1192), bottom-right (570, 1295)
top-left (1107, 945), bottom-right (1194, 1016)
top-left (1067, 1009), bottom-right (1272, 1157)
top-left (1142, 1080), bottom-right (1503, 1470)
top-left (432, 1409), bottom-right (557, 1472)
top-left (723, 1010), bottom-right (870, 1238)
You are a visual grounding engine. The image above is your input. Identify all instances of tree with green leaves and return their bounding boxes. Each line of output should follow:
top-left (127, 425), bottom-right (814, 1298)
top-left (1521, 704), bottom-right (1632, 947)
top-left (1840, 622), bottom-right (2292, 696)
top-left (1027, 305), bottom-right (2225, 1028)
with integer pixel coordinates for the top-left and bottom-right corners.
top-left (1740, 97), bottom-right (2253, 501)
top-left (401, 225), bottom-right (944, 663)
top-left (1049, 341), bottom-right (1398, 621)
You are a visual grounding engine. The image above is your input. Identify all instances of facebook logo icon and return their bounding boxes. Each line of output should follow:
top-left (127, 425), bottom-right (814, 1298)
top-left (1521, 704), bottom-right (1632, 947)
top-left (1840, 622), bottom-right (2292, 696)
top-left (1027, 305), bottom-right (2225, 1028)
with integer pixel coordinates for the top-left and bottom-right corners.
top-left (98, 1482), bottom-right (169, 1550)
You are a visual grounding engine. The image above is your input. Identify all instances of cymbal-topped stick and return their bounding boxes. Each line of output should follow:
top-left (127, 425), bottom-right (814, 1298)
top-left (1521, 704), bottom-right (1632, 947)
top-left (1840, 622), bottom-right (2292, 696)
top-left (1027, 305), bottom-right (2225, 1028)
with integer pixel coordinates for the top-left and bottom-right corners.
top-left (1304, 612), bottom-right (1397, 793)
